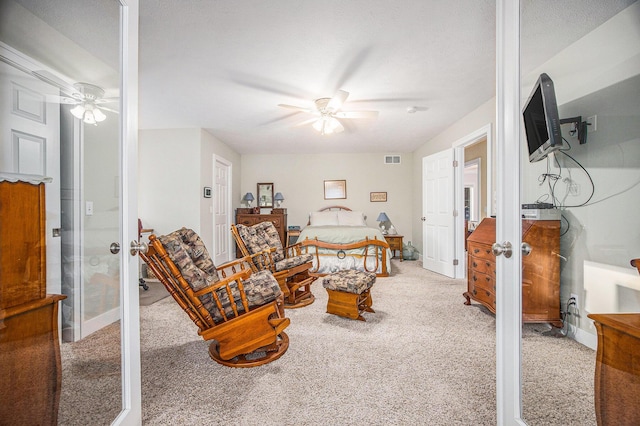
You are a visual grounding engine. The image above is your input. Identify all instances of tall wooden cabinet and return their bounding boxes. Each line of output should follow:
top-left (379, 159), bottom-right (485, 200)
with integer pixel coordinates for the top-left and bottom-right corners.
top-left (0, 179), bottom-right (66, 425)
top-left (235, 208), bottom-right (288, 258)
top-left (464, 217), bottom-right (561, 326)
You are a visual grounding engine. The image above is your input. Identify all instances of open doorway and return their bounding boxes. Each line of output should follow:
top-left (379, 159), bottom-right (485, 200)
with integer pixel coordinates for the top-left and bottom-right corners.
top-left (453, 124), bottom-right (492, 278)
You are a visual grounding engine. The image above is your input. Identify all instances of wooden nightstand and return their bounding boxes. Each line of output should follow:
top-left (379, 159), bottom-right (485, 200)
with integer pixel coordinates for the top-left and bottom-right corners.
top-left (286, 229), bottom-right (301, 246)
top-left (384, 235), bottom-right (404, 261)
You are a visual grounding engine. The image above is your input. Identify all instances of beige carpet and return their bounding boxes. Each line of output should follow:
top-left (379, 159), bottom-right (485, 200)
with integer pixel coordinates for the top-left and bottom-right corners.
top-left (58, 260), bottom-right (596, 425)
top-left (139, 279), bottom-right (169, 306)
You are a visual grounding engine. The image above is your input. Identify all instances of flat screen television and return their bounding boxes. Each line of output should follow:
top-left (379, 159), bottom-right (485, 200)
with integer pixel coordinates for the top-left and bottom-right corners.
top-left (522, 73), bottom-right (563, 162)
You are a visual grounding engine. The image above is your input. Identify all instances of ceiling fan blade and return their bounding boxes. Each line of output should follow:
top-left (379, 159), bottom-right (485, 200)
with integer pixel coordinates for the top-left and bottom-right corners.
top-left (335, 110), bottom-right (379, 119)
top-left (332, 119), bottom-right (345, 134)
top-left (98, 106), bottom-right (119, 114)
top-left (45, 94), bottom-right (79, 104)
top-left (95, 97), bottom-right (119, 104)
top-left (277, 103), bottom-right (315, 113)
top-left (327, 90), bottom-right (349, 112)
top-left (292, 117), bottom-right (319, 127)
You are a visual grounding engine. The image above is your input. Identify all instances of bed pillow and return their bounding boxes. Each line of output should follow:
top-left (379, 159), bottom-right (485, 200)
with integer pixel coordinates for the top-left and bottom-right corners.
top-left (309, 211), bottom-right (339, 226)
top-left (337, 210), bottom-right (366, 226)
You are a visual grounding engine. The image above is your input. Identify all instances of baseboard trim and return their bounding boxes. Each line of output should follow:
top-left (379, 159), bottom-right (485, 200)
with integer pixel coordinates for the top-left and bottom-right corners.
top-left (568, 324), bottom-right (597, 350)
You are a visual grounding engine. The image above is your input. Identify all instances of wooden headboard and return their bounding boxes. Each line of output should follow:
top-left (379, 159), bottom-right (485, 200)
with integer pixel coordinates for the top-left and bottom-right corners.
top-left (319, 205), bottom-right (351, 212)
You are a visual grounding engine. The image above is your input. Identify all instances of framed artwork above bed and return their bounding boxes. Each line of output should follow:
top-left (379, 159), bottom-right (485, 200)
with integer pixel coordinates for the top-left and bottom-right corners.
top-left (324, 180), bottom-right (346, 199)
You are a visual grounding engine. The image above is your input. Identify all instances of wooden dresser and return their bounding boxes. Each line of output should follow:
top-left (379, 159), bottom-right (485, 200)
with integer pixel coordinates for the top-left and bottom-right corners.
top-left (0, 179), bottom-right (66, 425)
top-left (464, 217), bottom-right (561, 326)
top-left (587, 313), bottom-right (640, 426)
top-left (235, 208), bottom-right (287, 258)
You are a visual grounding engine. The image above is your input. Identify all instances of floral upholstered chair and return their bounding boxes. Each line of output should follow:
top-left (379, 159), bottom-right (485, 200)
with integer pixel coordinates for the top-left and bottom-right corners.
top-left (140, 227), bottom-right (290, 367)
top-left (231, 221), bottom-right (317, 308)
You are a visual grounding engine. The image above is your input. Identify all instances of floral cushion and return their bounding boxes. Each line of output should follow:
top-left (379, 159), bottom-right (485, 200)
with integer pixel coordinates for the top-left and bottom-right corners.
top-left (160, 228), bottom-right (281, 323)
top-left (274, 253), bottom-right (314, 272)
top-left (322, 270), bottom-right (376, 294)
top-left (237, 221), bottom-right (309, 266)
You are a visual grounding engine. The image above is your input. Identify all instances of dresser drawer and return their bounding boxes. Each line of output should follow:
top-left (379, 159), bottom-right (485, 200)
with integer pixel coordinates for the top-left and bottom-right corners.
top-left (467, 271), bottom-right (496, 312)
top-left (467, 242), bottom-right (494, 261)
top-left (469, 269), bottom-right (495, 294)
top-left (469, 255), bottom-right (495, 277)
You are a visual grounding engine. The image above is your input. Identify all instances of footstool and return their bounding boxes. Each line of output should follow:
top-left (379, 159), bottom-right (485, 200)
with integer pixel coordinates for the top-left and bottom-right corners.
top-left (321, 270), bottom-right (376, 321)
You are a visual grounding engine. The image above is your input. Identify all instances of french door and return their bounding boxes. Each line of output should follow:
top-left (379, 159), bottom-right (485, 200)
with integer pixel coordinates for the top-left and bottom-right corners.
top-left (0, 0), bottom-right (141, 424)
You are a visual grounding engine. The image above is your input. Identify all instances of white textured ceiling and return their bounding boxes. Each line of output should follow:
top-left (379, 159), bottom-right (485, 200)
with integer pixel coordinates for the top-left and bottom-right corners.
top-left (5, 0), bottom-right (636, 155)
top-left (138, 0), bottom-right (635, 154)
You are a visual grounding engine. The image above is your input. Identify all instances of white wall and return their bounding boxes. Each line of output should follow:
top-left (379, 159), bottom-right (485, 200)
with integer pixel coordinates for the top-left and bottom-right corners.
top-left (139, 128), bottom-right (242, 251)
top-left (241, 153), bottom-right (413, 239)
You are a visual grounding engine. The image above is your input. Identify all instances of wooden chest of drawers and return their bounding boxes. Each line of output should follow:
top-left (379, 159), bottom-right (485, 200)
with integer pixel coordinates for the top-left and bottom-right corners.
top-left (464, 217), bottom-right (561, 326)
top-left (235, 210), bottom-right (287, 258)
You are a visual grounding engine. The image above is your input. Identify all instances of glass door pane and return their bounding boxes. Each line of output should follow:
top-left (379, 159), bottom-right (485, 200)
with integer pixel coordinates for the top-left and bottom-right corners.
top-left (0, 0), bottom-right (138, 423)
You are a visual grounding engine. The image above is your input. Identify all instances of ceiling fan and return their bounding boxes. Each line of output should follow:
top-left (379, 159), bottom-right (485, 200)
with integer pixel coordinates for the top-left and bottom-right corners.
top-left (278, 90), bottom-right (378, 135)
top-left (29, 70), bottom-right (118, 125)
top-left (58, 82), bottom-right (119, 125)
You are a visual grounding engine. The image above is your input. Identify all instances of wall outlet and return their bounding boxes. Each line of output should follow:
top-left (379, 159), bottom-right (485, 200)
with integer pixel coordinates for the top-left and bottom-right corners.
top-left (587, 115), bottom-right (597, 132)
top-left (570, 293), bottom-right (579, 307)
top-left (85, 201), bottom-right (94, 216)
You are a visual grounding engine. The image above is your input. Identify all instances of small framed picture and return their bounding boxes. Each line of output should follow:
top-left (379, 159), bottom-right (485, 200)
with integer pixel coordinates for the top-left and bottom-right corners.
top-left (370, 192), bottom-right (387, 202)
top-left (324, 180), bottom-right (347, 200)
top-left (203, 187), bottom-right (212, 198)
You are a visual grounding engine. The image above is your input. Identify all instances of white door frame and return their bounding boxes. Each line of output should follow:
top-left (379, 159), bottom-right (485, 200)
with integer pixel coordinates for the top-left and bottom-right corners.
top-left (452, 123), bottom-right (493, 278)
top-left (496, 0), bottom-right (525, 424)
top-left (113, 0), bottom-right (141, 424)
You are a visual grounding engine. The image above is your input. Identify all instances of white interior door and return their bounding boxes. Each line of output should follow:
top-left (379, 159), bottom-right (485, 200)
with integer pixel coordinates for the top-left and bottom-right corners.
top-left (0, 56), bottom-right (61, 296)
top-left (422, 149), bottom-right (456, 278)
top-left (213, 156), bottom-right (232, 265)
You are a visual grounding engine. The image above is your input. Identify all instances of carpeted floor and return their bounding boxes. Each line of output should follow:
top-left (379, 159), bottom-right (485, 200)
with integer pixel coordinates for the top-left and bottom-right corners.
top-left (139, 279), bottom-right (169, 306)
top-left (58, 260), bottom-right (596, 425)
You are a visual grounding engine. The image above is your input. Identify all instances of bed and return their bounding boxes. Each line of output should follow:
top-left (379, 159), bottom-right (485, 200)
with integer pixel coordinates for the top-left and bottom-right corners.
top-left (298, 206), bottom-right (391, 277)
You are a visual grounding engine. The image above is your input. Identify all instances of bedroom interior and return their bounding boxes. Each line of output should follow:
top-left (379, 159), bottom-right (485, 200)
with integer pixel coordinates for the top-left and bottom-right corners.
top-left (1, 0), bottom-right (639, 424)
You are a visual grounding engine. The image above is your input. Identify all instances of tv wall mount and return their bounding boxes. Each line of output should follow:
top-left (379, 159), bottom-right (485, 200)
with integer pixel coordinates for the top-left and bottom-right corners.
top-left (560, 116), bottom-right (590, 145)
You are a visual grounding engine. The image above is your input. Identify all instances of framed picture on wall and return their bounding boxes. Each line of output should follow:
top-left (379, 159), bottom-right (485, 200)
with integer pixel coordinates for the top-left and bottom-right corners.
top-left (370, 192), bottom-right (387, 202)
top-left (324, 180), bottom-right (346, 199)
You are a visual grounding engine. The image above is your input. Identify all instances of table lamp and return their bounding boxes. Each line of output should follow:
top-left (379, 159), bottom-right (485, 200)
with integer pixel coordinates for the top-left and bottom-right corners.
top-left (274, 192), bottom-right (284, 207)
top-left (377, 212), bottom-right (390, 235)
top-left (244, 192), bottom-right (255, 207)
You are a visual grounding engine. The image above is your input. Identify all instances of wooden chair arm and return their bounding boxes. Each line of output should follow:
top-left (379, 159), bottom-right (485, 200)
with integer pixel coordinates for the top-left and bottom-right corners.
top-left (632, 258), bottom-right (640, 275)
top-left (285, 242), bottom-right (304, 257)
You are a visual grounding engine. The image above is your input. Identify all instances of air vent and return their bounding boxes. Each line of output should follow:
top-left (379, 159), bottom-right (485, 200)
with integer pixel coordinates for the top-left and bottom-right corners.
top-left (384, 155), bottom-right (401, 164)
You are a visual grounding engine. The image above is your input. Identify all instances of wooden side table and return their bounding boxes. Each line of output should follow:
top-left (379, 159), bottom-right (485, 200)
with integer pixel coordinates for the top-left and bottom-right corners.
top-left (286, 229), bottom-right (301, 246)
top-left (384, 235), bottom-right (404, 261)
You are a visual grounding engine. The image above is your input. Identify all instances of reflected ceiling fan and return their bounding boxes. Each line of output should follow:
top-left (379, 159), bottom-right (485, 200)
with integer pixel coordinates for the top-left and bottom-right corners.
top-left (278, 90), bottom-right (378, 135)
top-left (30, 70), bottom-right (118, 125)
top-left (57, 82), bottom-right (119, 125)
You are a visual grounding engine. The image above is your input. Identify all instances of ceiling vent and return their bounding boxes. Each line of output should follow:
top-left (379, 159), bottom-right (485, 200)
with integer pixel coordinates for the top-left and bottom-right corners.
top-left (384, 155), bottom-right (401, 164)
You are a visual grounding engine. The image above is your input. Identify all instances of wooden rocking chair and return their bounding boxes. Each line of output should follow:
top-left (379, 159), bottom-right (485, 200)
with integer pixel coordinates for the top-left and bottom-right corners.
top-left (231, 222), bottom-right (317, 308)
top-left (140, 228), bottom-right (290, 368)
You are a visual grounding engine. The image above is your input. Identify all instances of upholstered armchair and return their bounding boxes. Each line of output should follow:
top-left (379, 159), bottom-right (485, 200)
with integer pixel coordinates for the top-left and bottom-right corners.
top-left (231, 221), bottom-right (317, 308)
top-left (140, 227), bottom-right (290, 367)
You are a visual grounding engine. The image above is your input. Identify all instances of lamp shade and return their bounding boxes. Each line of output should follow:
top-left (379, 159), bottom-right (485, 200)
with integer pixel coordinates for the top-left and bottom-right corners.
top-left (274, 192), bottom-right (284, 201)
top-left (377, 212), bottom-right (390, 222)
top-left (244, 192), bottom-right (254, 202)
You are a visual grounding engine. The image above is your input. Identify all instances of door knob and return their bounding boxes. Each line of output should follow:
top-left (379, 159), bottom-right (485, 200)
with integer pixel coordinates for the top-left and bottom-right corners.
top-left (521, 242), bottom-right (532, 256)
top-left (491, 241), bottom-right (513, 258)
top-left (421, 217), bottom-right (426, 221)
top-left (130, 240), bottom-right (148, 256)
top-left (110, 242), bottom-right (120, 254)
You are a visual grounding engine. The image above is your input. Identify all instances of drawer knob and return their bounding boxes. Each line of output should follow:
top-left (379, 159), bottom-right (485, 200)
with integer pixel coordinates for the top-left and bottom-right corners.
top-left (472, 261), bottom-right (478, 268)
top-left (474, 248), bottom-right (480, 254)
top-left (486, 291), bottom-right (491, 297)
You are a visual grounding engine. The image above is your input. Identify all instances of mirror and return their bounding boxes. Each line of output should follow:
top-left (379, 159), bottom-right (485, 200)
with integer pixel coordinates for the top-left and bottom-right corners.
top-left (257, 183), bottom-right (273, 207)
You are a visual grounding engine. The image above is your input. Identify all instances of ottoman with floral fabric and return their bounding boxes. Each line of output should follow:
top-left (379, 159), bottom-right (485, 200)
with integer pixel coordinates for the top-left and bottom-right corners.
top-left (321, 269), bottom-right (376, 321)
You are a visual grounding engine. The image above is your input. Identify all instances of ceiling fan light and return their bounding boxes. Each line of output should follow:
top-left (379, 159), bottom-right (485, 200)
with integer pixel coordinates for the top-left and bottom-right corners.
top-left (93, 107), bottom-right (107, 122)
top-left (312, 119), bottom-right (324, 132)
top-left (70, 104), bottom-right (85, 119)
top-left (83, 110), bottom-right (96, 125)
